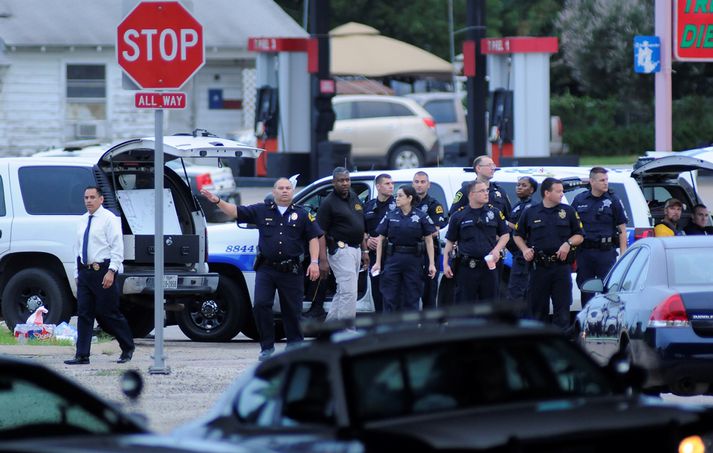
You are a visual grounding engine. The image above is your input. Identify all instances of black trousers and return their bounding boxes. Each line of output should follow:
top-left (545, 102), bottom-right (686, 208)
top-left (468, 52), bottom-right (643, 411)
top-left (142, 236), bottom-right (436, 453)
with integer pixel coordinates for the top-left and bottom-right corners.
top-left (576, 248), bottom-right (616, 306)
top-left (421, 251), bottom-right (440, 309)
top-left (253, 265), bottom-right (303, 351)
top-left (528, 263), bottom-right (572, 330)
top-left (454, 264), bottom-right (497, 305)
top-left (76, 263), bottom-right (134, 358)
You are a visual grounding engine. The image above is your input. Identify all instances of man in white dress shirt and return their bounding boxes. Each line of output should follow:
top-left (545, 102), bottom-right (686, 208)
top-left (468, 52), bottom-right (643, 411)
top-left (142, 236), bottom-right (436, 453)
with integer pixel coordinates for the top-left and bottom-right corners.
top-left (65, 186), bottom-right (135, 365)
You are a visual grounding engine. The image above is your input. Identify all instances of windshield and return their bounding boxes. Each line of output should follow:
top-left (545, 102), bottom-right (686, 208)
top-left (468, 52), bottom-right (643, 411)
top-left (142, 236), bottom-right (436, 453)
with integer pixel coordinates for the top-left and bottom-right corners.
top-left (347, 336), bottom-right (614, 422)
top-left (668, 247), bottom-right (713, 285)
top-left (0, 372), bottom-right (141, 440)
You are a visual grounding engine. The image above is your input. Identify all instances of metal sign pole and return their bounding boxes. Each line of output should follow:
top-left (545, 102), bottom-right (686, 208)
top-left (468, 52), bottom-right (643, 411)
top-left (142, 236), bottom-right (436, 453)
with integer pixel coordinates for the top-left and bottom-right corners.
top-left (150, 108), bottom-right (170, 374)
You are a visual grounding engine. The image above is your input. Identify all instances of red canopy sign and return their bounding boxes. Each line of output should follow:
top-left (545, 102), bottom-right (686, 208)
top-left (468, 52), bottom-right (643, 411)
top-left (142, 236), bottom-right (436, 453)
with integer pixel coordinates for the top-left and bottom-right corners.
top-left (117, 1), bottom-right (204, 89)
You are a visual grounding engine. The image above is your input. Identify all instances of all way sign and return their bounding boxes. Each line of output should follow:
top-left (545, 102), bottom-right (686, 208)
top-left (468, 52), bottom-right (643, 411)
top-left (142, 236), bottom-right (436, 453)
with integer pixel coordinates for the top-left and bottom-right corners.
top-left (135, 92), bottom-right (186, 109)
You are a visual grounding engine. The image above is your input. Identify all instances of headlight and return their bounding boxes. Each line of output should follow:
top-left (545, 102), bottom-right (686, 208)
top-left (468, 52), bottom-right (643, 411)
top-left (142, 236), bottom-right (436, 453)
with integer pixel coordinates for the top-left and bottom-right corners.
top-left (679, 435), bottom-right (706, 453)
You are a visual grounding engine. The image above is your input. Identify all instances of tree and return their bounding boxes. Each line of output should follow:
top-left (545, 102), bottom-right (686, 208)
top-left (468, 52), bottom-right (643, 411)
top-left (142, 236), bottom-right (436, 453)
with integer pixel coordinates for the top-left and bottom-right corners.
top-left (556, 0), bottom-right (653, 100)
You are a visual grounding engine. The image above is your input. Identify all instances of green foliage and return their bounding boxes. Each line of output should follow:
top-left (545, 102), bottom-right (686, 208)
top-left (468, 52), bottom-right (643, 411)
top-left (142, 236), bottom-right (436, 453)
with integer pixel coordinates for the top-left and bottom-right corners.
top-left (552, 94), bottom-right (713, 155)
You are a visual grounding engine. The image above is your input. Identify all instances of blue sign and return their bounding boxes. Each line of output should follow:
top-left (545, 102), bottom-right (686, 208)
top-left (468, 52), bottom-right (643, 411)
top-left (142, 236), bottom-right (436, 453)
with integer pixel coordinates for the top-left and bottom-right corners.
top-left (634, 36), bottom-right (661, 74)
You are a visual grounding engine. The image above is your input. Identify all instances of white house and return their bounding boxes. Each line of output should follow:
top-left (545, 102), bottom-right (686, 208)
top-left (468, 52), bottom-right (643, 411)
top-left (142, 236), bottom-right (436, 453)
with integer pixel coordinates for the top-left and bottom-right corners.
top-left (0, 0), bottom-right (307, 155)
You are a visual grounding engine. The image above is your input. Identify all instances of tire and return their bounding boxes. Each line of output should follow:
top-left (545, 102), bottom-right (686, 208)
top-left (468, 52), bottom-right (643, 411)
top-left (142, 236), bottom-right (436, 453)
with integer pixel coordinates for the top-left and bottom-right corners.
top-left (1, 268), bottom-right (72, 330)
top-left (120, 303), bottom-right (155, 338)
top-left (389, 144), bottom-right (424, 169)
top-left (177, 276), bottom-right (245, 342)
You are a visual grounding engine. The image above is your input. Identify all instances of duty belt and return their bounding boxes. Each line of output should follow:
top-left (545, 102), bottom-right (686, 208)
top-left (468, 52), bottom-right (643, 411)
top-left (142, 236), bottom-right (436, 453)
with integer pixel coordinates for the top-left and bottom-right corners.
top-left (582, 238), bottom-right (613, 250)
top-left (460, 255), bottom-right (486, 269)
top-left (336, 240), bottom-right (360, 249)
top-left (534, 254), bottom-right (563, 266)
top-left (264, 257), bottom-right (301, 273)
top-left (393, 245), bottom-right (418, 254)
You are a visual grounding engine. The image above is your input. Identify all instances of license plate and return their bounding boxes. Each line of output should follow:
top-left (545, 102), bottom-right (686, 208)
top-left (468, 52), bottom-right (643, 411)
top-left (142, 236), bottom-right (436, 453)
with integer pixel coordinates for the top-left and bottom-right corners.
top-left (163, 275), bottom-right (178, 289)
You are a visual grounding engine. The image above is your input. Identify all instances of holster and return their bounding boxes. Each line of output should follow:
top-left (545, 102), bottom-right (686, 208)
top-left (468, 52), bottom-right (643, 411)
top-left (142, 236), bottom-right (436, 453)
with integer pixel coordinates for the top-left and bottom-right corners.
top-left (326, 236), bottom-right (337, 255)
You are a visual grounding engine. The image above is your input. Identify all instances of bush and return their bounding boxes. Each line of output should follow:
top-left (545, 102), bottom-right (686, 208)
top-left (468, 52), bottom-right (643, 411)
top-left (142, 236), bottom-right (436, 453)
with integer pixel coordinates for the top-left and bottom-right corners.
top-left (552, 94), bottom-right (713, 155)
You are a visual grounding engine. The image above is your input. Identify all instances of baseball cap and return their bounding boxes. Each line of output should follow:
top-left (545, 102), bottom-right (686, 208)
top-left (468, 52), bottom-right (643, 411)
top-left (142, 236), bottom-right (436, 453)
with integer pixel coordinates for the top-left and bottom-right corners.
top-left (664, 198), bottom-right (683, 209)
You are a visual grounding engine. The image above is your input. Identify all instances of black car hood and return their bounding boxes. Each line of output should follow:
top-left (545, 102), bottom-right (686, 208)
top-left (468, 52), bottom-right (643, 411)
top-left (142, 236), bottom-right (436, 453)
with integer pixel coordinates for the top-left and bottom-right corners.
top-left (363, 395), bottom-right (713, 451)
top-left (0, 434), bottom-right (245, 453)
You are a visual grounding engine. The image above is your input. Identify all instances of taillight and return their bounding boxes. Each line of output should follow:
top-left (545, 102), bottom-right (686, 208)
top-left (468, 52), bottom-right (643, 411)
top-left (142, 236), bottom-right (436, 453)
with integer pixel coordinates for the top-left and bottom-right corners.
top-left (648, 294), bottom-right (689, 327)
top-left (422, 117), bottom-right (436, 129)
top-left (196, 173), bottom-right (213, 190)
top-left (634, 227), bottom-right (653, 241)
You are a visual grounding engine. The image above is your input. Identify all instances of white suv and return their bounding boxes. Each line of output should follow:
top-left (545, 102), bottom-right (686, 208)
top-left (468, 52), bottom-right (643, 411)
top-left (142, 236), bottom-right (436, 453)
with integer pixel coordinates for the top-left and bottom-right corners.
top-left (330, 95), bottom-right (442, 169)
top-left (1, 136), bottom-right (260, 342)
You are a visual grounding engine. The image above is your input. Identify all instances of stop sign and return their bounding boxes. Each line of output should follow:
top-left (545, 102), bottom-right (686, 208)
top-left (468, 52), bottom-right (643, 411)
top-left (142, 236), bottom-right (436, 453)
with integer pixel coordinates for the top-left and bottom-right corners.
top-left (117, 1), bottom-right (204, 89)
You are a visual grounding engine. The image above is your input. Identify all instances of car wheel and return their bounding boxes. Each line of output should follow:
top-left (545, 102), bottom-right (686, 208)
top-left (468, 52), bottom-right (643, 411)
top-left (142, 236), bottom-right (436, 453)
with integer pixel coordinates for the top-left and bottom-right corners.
top-left (177, 276), bottom-right (244, 342)
top-left (389, 145), bottom-right (424, 169)
top-left (120, 303), bottom-right (155, 338)
top-left (1, 268), bottom-right (72, 330)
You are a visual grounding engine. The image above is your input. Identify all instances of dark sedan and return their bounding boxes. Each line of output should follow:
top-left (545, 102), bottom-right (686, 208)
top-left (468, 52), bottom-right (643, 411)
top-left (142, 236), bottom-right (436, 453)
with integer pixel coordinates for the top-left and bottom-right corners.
top-left (177, 310), bottom-right (713, 452)
top-left (576, 236), bottom-right (713, 395)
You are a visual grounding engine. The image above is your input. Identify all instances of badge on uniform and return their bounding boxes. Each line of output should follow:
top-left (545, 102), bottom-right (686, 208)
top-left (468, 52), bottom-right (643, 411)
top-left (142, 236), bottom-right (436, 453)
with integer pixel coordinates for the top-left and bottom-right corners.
top-left (354, 204), bottom-right (363, 211)
top-left (92, 263), bottom-right (100, 271)
top-left (469, 260), bottom-right (476, 269)
top-left (559, 209), bottom-right (566, 219)
top-left (411, 214), bottom-right (420, 223)
top-left (337, 241), bottom-right (346, 248)
top-left (486, 211), bottom-right (494, 221)
top-left (290, 212), bottom-right (298, 221)
top-left (389, 202), bottom-right (396, 211)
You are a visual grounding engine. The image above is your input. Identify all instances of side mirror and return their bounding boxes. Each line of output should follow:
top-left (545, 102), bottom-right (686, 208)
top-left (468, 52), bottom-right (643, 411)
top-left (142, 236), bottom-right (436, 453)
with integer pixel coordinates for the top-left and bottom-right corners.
top-left (606, 352), bottom-right (646, 392)
top-left (581, 278), bottom-right (604, 294)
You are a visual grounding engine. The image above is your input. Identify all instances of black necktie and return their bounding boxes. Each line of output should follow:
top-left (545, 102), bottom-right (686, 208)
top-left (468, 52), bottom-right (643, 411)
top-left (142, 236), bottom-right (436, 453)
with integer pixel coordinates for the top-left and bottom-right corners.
top-left (82, 215), bottom-right (93, 264)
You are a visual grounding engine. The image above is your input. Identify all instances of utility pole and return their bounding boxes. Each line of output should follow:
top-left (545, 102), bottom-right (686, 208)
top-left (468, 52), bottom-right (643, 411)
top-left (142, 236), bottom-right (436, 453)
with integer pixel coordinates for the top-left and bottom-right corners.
top-left (465, 0), bottom-right (487, 160)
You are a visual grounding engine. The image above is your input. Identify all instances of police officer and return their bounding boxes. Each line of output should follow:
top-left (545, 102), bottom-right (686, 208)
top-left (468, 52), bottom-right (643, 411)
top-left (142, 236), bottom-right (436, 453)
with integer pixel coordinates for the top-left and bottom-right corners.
top-left (364, 173), bottom-right (395, 313)
top-left (514, 177), bottom-right (583, 330)
top-left (65, 186), bottom-right (134, 365)
top-left (412, 171), bottom-right (447, 310)
top-left (449, 156), bottom-right (511, 219)
top-left (317, 168), bottom-right (369, 322)
top-left (571, 167), bottom-right (628, 306)
top-left (506, 177), bottom-right (537, 306)
top-left (443, 181), bottom-right (509, 305)
top-left (201, 178), bottom-right (321, 361)
top-left (372, 186), bottom-right (436, 312)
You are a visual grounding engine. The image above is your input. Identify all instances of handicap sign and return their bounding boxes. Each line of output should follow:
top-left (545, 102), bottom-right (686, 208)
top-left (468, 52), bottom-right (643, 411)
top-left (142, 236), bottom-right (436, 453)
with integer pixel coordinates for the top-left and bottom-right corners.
top-left (634, 36), bottom-right (661, 74)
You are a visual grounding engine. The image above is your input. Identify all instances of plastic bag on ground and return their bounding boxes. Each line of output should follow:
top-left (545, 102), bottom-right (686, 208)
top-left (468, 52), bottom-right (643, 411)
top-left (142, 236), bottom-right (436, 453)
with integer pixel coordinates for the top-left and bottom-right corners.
top-left (26, 306), bottom-right (48, 325)
top-left (54, 322), bottom-right (78, 344)
top-left (14, 323), bottom-right (54, 342)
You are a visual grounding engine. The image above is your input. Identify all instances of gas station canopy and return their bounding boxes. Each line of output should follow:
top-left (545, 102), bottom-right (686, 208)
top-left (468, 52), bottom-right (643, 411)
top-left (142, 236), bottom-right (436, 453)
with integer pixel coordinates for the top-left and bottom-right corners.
top-left (330, 22), bottom-right (454, 79)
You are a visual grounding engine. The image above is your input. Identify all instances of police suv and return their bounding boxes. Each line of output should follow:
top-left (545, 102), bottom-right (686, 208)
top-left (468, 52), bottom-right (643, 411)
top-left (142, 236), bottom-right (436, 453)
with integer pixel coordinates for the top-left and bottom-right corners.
top-left (205, 156), bottom-right (713, 341)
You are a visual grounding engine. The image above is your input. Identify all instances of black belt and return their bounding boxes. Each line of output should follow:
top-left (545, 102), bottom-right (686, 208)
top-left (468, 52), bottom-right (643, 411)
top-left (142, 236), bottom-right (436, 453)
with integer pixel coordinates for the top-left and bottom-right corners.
top-left (582, 239), bottom-right (613, 250)
top-left (264, 257), bottom-right (301, 273)
top-left (335, 240), bottom-right (361, 248)
top-left (460, 255), bottom-right (486, 269)
top-left (79, 259), bottom-right (109, 271)
top-left (393, 245), bottom-right (418, 253)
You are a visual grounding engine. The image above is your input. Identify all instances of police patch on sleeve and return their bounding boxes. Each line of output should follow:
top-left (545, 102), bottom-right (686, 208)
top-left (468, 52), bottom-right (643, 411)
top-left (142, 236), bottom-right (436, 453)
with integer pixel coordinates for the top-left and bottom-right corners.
top-left (499, 211), bottom-right (505, 220)
top-left (452, 191), bottom-right (462, 204)
top-left (355, 204), bottom-right (363, 211)
top-left (308, 212), bottom-right (316, 222)
top-left (435, 205), bottom-right (444, 214)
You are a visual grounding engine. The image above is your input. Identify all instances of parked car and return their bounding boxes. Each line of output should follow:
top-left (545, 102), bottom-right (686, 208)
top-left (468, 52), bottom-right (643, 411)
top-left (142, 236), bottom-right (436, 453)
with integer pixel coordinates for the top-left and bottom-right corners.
top-left (177, 310), bottom-right (713, 451)
top-left (330, 94), bottom-right (442, 169)
top-left (576, 236), bottom-right (713, 396)
top-left (35, 142), bottom-right (241, 223)
top-left (405, 91), bottom-right (567, 155)
top-left (0, 135), bottom-right (260, 343)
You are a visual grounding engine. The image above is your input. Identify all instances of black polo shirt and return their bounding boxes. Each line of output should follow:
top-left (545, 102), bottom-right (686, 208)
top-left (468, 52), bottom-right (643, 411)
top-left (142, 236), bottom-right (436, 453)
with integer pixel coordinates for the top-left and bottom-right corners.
top-left (317, 190), bottom-right (366, 246)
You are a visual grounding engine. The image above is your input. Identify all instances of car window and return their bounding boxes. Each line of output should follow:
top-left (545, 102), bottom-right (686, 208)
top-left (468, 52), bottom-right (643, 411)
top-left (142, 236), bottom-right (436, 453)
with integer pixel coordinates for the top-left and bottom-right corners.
top-left (19, 166), bottom-right (95, 215)
top-left (279, 362), bottom-right (334, 426)
top-left (354, 101), bottom-right (410, 119)
top-left (620, 247), bottom-right (650, 292)
top-left (604, 249), bottom-right (639, 293)
top-left (234, 366), bottom-right (286, 427)
top-left (393, 181), bottom-right (448, 212)
top-left (422, 99), bottom-right (456, 123)
top-left (348, 337), bottom-right (613, 422)
top-left (667, 247), bottom-right (713, 285)
top-left (0, 375), bottom-right (124, 437)
top-left (297, 182), bottom-right (371, 217)
top-left (333, 102), bottom-right (353, 121)
top-left (0, 176), bottom-right (6, 216)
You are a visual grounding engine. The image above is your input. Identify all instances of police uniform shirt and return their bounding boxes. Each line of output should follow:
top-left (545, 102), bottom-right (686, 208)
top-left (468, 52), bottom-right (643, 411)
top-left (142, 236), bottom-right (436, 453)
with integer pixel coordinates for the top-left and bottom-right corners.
top-left (364, 196), bottom-right (395, 237)
top-left (450, 180), bottom-right (512, 221)
top-left (414, 194), bottom-right (448, 229)
top-left (237, 202), bottom-right (323, 260)
top-left (515, 202), bottom-right (583, 254)
top-left (74, 205), bottom-right (123, 279)
top-left (317, 190), bottom-right (366, 245)
top-left (510, 196), bottom-right (534, 225)
top-left (571, 191), bottom-right (628, 241)
top-left (375, 209), bottom-right (436, 246)
top-left (446, 205), bottom-right (508, 257)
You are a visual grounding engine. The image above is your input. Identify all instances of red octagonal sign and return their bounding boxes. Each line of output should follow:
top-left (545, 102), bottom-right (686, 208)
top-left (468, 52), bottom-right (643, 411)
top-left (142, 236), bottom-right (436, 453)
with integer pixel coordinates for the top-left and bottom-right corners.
top-left (117, 1), bottom-right (204, 89)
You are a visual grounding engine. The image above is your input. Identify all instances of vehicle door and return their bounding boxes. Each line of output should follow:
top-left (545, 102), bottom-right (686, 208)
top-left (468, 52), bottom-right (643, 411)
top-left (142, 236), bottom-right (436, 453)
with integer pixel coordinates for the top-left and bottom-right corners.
top-left (631, 155), bottom-right (713, 228)
top-left (0, 162), bottom-right (12, 256)
top-left (421, 98), bottom-right (465, 146)
top-left (295, 179), bottom-right (372, 312)
top-left (581, 248), bottom-right (639, 363)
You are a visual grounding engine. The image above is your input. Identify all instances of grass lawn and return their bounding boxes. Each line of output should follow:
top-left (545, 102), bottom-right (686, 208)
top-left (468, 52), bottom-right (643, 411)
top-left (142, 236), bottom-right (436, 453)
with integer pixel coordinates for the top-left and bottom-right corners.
top-left (579, 155), bottom-right (640, 166)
